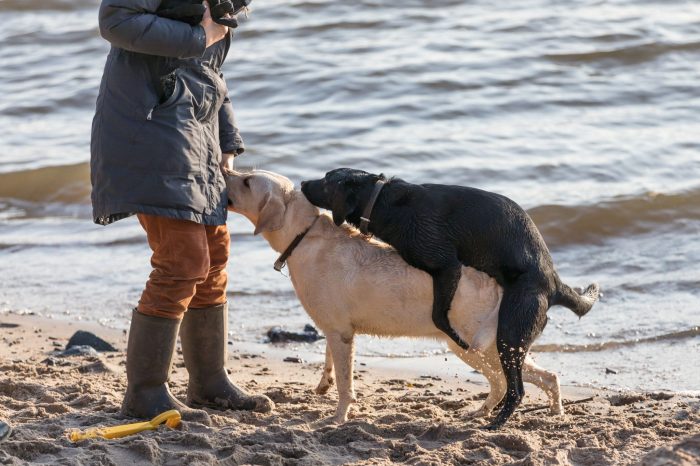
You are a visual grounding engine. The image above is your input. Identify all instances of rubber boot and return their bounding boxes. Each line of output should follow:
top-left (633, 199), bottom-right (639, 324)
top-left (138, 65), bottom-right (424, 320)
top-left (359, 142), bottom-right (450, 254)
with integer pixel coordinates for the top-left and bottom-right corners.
top-left (180, 303), bottom-right (274, 413)
top-left (121, 310), bottom-right (209, 423)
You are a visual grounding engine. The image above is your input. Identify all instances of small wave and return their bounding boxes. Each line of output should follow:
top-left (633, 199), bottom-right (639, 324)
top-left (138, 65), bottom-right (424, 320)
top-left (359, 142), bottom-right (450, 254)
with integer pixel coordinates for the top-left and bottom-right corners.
top-left (0, 241), bottom-right (103, 252)
top-left (617, 279), bottom-right (700, 295)
top-left (0, 0), bottom-right (95, 12)
top-left (3, 164), bottom-right (700, 248)
top-left (295, 19), bottom-right (388, 34)
top-left (530, 187), bottom-right (700, 247)
top-left (532, 327), bottom-right (700, 353)
top-left (544, 41), bottom-right (700, 66)
top-left (0, 163), bottom-right (90, 204)
top-left (228, 289), bottom-right (298, 299)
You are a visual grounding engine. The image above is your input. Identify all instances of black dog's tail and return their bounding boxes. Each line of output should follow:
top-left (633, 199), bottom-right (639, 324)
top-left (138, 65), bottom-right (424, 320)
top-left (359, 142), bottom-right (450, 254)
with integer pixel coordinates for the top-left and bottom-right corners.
top-left (552, 281), bottom-right (600, 317)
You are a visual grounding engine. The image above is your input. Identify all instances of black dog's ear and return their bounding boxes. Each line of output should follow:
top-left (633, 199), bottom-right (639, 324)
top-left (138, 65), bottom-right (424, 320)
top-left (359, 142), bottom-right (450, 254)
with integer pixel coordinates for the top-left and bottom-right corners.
top-left (330, 192), bottom-right (350, 226)
top-left (330, 187), bottom-right (357, 226)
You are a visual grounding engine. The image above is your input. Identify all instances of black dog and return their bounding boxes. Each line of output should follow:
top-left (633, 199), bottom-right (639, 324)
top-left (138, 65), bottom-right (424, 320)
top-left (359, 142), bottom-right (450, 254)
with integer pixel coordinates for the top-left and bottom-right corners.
top-left (301, 168), bottom-right (600, 429)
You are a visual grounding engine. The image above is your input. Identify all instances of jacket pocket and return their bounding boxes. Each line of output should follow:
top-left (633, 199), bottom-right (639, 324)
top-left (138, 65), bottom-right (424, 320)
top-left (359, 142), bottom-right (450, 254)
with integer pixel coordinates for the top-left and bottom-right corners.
top-left (191, 66), bottom-right (226, 122)
top-left (148, 69), bottom-right (187, 120)
top-left (147, 66), bottom-right (224, 122)
top-left (132, 75), bottom-right (204, 175)
top-left (130, 65), bottom-right (225, 176)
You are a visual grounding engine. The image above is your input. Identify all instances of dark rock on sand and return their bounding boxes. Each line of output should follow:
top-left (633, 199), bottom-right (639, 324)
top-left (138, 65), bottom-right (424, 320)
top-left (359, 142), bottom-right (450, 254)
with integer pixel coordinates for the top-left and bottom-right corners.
top-left (56, 345), bottom-right (100, 358)
top-left (0, 420), bottom-right (11, 442)
top-left (648, 392), bottom-right (674, 401)
top-left (78, 359), bottom-right (114, 374)
top-left (608, 392), bottom-right (646, 406)
top-left (66, 331), bottom-right (118, 352)
top-left (267, 324), bottom-right (324, 343)
top-left (41, 357), bottom-right (72, 367)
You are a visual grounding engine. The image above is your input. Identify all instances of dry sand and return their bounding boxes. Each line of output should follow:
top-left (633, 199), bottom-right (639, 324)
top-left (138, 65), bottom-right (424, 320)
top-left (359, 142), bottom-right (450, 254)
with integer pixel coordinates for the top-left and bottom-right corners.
top-left (1, 311), bottom-right (698, 466)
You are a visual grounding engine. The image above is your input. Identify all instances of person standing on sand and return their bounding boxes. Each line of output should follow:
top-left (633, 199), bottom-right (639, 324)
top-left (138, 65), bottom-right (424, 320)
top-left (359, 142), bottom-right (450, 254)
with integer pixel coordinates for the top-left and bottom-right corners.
top-left (91, 0), bottom-right (272, 419)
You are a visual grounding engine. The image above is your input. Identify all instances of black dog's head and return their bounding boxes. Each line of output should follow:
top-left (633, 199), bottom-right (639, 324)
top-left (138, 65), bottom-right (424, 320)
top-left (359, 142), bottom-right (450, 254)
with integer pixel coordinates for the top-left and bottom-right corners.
top-left (301, 168), bottom-right (385, 226)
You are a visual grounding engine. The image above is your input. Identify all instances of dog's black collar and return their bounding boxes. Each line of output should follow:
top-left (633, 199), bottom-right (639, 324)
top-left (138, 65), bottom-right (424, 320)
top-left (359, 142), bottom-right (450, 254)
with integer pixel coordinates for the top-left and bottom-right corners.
top-left (274, 216), bottom-right (320, 272)
top-left (359, 179), bottom-right (386, 235)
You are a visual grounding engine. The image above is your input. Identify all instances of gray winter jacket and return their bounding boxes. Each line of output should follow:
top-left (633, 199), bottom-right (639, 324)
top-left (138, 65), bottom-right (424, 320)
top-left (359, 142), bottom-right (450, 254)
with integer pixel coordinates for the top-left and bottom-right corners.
top-left (91, 0), bottom-right (244, 226)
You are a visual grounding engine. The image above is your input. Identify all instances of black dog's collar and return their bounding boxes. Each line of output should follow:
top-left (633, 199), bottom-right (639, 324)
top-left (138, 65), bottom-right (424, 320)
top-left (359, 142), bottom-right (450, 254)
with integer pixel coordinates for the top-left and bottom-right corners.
top-left (359, 180), bottom-right (386, 235)
top-left (274, 216), bottom-right (320, 272)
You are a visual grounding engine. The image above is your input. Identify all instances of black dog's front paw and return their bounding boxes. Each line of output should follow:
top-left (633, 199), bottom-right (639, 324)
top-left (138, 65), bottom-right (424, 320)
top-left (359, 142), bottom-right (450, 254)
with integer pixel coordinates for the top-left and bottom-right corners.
top-left (481, 421), bottom-right (503, 431)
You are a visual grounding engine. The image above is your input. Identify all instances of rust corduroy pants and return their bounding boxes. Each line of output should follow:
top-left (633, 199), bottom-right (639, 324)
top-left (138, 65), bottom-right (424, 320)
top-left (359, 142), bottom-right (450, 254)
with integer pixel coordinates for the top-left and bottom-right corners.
top-left (136, 214), bottom-right (229, 320)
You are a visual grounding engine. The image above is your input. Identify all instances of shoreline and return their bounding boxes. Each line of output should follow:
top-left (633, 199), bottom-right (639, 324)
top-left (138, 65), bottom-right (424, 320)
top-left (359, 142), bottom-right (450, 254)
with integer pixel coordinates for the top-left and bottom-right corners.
top-left (0, 310), bottom-right (676, 398)
top-left (1, 312), bottom-right (699, 465)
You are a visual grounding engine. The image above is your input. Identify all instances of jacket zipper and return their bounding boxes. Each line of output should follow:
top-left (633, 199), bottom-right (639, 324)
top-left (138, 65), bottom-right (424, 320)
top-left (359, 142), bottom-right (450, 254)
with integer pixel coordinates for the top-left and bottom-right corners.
top-left (146, 108), bottom-right (154, 120)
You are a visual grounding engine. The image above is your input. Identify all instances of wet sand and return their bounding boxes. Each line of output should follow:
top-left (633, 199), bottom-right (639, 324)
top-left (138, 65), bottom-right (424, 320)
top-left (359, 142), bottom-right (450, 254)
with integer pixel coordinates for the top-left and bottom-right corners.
top-left (1, 312), bottom-right (698, 465)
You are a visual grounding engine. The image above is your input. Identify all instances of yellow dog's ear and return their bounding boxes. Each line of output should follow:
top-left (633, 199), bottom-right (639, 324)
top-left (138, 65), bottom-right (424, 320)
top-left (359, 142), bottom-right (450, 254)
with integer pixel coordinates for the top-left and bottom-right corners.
top-left (254, 192), bottom-right (286, 235)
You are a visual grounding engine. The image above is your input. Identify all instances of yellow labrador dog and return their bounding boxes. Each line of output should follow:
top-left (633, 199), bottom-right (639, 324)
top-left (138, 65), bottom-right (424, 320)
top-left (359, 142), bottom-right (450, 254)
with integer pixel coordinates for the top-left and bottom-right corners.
top-left (226, 170), bottom-right (562, 423)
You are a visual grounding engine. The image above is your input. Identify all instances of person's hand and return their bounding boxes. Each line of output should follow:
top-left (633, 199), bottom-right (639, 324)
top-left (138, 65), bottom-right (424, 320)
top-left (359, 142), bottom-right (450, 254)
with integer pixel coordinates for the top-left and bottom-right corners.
top-left (201, 1), bottom-right (228, 48)
top-left (220, 153), bottom-right (235, 172)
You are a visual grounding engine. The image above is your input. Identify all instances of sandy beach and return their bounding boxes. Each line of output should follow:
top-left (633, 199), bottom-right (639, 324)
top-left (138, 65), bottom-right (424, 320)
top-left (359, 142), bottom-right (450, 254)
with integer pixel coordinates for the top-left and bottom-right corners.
top-left (2, 0), bottom-right (700, 464)
top-left (0, 311), bottom-right (698, 466)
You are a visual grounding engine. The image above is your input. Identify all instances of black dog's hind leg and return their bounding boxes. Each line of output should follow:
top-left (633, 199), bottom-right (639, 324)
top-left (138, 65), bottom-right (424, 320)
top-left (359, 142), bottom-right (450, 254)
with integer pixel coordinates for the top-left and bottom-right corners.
top-left (485, 279), bottom-right (548, 430)
top-left (431, 265), bottom-right (470, 351)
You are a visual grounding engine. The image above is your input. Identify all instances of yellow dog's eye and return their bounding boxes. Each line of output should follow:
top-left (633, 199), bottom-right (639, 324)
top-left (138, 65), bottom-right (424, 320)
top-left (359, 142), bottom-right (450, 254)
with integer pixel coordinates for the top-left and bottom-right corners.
top-left (243, 177), bottom-right (251, 188)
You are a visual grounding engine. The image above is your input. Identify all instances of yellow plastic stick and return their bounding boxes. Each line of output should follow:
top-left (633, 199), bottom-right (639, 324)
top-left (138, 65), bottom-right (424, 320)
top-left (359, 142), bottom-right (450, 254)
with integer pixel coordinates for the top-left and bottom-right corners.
top-left (67, 410), bottom-right (181, 442)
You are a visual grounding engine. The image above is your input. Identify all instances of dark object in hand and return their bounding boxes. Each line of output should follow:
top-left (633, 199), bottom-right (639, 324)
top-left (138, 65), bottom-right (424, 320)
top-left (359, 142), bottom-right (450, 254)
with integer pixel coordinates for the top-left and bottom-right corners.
top-left (157, 0), bottom-right (251, 28)
top-left (157, 0), bottom-right (205, 25)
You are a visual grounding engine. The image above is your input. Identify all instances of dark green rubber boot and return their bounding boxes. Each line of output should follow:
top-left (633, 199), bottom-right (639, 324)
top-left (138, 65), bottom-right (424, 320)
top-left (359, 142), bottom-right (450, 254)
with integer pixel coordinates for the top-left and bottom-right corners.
top-left (180, 303), bottom-right (273, 413)
top-left (121, 310), bottom-right (209, 423)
